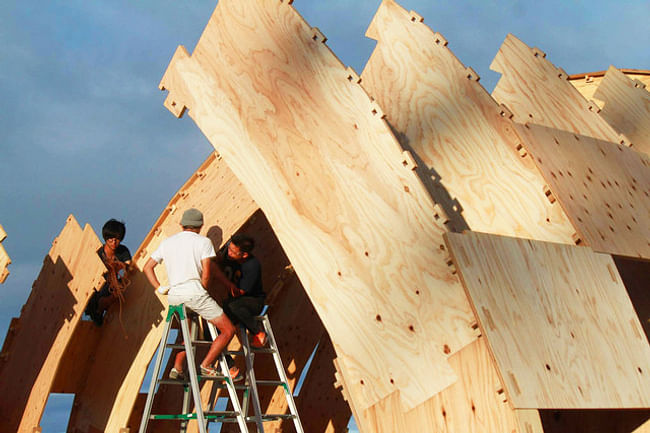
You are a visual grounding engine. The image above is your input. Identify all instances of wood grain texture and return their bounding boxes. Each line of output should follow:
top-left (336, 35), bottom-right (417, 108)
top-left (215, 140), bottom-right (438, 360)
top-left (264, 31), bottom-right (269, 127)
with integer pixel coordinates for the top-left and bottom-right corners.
top-left (0, 216), bottom-right (105, 433)
top-left (593, 66), bottom-right (650, 155)
top-left (361, 0), bottom-right (575, 244)
top-left (538, 409), bottom-right (650, 433)
top-left (0, 224), bottom-right (10, 283)
top-left (160, 0), bottom-right (477, 410)
top-left (445, 231), bottom-right (650, 409)
top-left (491, 34), bottom-right (625, 145)
top-left (514, 123), bottom-right (650, 259)
top-left (67, 153), bottom-right (259, 433)
top-left (361, 337), bottom-right (520, 433)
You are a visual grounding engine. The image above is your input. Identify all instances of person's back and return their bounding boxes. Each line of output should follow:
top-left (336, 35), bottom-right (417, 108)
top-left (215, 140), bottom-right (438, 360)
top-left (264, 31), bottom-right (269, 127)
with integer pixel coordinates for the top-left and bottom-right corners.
top-left (152, 230), bottom-right (213, 297)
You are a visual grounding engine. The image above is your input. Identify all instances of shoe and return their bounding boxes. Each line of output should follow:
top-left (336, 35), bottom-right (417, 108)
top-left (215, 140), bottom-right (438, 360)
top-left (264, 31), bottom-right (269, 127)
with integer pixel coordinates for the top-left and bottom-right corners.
top-left (251, 331), bottom-right (267, 348)
top-left (169, 367), bottom-right (186, 380)
top-left (200, 364), bottom-right (221, 377)
top-left (229, 366), bottom-right (243, 382)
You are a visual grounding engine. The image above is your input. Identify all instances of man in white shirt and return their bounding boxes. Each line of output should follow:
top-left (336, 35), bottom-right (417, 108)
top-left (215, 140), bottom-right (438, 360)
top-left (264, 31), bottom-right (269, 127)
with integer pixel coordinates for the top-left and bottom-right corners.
top-left (143, 208), bottom-right (236, 378)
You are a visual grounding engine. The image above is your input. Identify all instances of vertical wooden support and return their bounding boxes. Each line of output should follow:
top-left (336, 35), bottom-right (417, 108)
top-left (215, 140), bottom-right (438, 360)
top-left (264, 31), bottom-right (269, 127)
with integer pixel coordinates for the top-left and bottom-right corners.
top-left (0, 216), bottom-right (105, 433)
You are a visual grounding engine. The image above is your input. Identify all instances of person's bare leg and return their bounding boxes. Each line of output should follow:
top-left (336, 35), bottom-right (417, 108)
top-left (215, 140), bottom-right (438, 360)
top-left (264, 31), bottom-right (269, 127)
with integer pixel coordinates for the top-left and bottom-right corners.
top-left (173, 318), bottom-right (192, 371)
top-left (201, 313), bottom-right (235, 368)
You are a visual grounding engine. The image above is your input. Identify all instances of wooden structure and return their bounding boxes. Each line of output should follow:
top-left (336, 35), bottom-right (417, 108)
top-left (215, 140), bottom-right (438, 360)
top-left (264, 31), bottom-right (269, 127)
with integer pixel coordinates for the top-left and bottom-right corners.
top-left (0, 224), bottom-right (10, 283)
top-left (1, 0), bottom-right (649, 432)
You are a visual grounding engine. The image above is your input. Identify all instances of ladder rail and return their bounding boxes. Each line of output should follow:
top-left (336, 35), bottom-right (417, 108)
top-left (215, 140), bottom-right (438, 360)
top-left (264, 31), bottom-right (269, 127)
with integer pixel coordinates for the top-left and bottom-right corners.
top-left (207, 321), bottom-right (250, 433)
top-left (260, 315), bottom-right (305, 433)
top-left (241, 326), bottom-right (266, 433)
top-left (178, 308), bottom-right (208, 433)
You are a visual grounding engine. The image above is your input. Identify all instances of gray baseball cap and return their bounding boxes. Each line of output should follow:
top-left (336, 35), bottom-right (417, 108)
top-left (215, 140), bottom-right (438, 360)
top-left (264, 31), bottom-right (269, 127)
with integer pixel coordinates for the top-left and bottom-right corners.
top-left (180, 208), bottom-right (204, 228)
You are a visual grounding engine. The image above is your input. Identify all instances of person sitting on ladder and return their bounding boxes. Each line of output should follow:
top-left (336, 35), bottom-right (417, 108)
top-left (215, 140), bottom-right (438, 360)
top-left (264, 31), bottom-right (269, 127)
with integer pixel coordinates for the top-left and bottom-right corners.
top-left (216, 234), bottom-right (267, 348)
top-left (143, 208), bottom-right (237, 379)
top-left (85, 219), bottom-right (132, 326)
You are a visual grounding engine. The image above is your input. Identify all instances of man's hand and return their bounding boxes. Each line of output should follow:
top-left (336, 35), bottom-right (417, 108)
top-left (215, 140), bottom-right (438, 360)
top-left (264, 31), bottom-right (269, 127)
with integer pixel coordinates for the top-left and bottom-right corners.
top-left (229, 284), bottom-right (245, 297)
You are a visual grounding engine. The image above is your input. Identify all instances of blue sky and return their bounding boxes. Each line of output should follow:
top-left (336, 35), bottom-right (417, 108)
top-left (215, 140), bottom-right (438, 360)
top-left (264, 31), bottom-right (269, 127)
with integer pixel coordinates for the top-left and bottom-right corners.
top-left (1, 0), bottom-right (648, 431)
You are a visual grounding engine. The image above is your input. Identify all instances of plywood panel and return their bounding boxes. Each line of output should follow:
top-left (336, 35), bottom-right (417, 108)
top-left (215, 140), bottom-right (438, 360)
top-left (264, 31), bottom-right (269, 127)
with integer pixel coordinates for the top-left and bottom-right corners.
top-left (594, 66), bottom-right (650, 155)
top-left (514, 123), bottom-right (650, 259)
top-left (0, 216), bottom-right (105, 433)
top-left (570, 70), bottom-right (650, 109)
top-left (361, 0), bottom-right (575, 244)
top-left (361, 337), bottom-right (520, 433)
top-left (445, 231), bottom-right (650, 409)
top-left (0, 224), bottom-right (10, 283)
top-left (491, 34), bottom-right (625, 144)
top-left (160, 0), bottom-right (476, 410)
top-left (538, 409), bottom-right (650, 433)
top-left (67, 153), bottom-right (259, 433)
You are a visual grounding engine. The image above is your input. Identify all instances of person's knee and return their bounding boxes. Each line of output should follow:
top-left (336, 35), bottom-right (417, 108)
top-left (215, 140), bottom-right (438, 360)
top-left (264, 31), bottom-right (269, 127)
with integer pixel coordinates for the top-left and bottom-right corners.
top-left (213, 314), bottom-right (235, 339)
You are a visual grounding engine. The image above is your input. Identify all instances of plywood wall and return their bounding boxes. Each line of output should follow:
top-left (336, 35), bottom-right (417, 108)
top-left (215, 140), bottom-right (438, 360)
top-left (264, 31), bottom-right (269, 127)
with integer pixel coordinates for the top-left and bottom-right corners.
top-left (445, 231), bottom-right (650, 409)
top-left (0, 216), bottom-right (105, 433)
top-left (514, 123), bottom-right (650, 259)
top-left (160, 0), bottom-right (476, 411)
top-left (361, 0), bottom-right (575, 244)
top-left (0, 224), bottom-right (10, 283)
top-left (66, 153), bottom-right (259, 433)
top-left (491, 34), bottom-right (626, 145)
top-left (593, 66), bottom-right (650, 155)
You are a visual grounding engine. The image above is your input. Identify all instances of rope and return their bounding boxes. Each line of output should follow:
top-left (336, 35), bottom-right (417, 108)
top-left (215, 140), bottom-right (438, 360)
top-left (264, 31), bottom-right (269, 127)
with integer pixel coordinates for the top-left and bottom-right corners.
top-left (102, 255), bottom-right (131, 339)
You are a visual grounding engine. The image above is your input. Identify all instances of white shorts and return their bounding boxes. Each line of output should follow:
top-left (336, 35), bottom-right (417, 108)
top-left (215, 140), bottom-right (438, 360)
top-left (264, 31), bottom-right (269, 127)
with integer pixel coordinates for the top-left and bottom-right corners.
top-left (168, 292), bottom-right (223, 321)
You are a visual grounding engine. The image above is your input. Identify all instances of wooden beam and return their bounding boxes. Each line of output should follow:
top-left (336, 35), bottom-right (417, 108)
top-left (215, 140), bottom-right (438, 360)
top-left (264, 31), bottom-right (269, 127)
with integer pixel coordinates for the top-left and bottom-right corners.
top-left (361, 0), bottom-right (575, 244)
top-left (594, 66), bottom-right (650, 156)
top-left (0, 216), bottom-right (105, 433)
top-left (491, 34), bottom-right (624, 145)
top-left (514, 123), bottom-right (650, 259)
top-left (445, 231), bottom-right (650, 408)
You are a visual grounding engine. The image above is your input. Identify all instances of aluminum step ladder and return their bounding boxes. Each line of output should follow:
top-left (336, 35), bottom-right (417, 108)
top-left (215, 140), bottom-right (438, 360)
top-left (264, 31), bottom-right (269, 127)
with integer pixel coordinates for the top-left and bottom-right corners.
top-left (234, 314), bottom-right (305, 433)
top-left (138, 304), bottom-right (249, 433)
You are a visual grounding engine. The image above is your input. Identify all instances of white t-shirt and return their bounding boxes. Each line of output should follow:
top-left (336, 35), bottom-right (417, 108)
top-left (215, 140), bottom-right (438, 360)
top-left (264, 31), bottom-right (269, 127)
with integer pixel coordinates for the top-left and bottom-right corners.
top-left (150, 231), bottom-right (216, 297)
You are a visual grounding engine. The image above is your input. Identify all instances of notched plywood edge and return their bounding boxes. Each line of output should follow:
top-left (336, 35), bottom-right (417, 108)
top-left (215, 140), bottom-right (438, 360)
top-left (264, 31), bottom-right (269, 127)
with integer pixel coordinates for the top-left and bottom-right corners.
top-left (159, 45), bottom-right (192, 118)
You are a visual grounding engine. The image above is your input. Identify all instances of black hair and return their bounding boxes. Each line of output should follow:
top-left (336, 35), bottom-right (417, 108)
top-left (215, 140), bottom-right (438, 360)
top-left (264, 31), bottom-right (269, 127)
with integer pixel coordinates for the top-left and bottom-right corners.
top-left (102, 219), bottom-right (126, 241)
top-left (231, 234), bottom-right (255, 253)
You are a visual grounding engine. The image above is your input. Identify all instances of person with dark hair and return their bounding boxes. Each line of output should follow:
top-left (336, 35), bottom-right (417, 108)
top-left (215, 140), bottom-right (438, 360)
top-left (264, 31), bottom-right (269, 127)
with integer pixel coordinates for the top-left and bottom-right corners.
top-left (84, 219), bottom-right (132, 326)
top-left (217, 234), bottom-right (267, 347)
top-left (143, 208), bottom-right (237, 379)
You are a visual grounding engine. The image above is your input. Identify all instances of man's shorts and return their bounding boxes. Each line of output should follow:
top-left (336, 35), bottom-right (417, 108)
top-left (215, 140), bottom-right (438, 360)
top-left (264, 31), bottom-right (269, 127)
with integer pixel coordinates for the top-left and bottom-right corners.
top-left (168, 292), bottom-right (223, 321)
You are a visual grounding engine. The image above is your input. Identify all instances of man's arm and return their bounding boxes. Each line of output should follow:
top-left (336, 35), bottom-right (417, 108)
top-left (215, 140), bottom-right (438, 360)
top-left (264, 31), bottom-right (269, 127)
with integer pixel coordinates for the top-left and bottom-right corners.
top-left (143, 258), bottom-right (161, 290)
top-left (200, 257), bottom-right (212, 289)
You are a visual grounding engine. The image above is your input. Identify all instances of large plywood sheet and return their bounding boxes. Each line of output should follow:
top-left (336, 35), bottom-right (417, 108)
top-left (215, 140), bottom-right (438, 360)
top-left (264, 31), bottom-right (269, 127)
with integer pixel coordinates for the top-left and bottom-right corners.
top-left (491, 34), bottom-right (625, 144)
top-left (0, 224), bottom-right (10, 283)
top-left (160, 0), bottom-right (476, 410)
top-left (514, 123), bottom-right (650, 259)
top-left (361, 337), bottom-right (520, 433)
top-left (67, 153), bottom-right (259, 432)
top-left (594, 66), bottom-right (650, 156)
top-left (361, 0), bottom-right (575, 244)
top-left (570, 69), bottom-right (650, 110)
top-left (0, 216), bottom-right (105, 433)
top-left (445, 231), bottom-right (650, 409)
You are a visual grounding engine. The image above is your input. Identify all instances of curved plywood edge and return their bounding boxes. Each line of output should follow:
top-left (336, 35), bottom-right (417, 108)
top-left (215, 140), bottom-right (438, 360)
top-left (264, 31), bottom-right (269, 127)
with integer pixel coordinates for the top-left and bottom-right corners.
top-left (361, 0), bottom-right (575, 244)
top-left (445, 231), bottom-right (650, 409)
top-left (0, 223), bottom-right (10, 283)
top-left (160, 0), bottom-right (477, 410)
top-left (0, 215), bottom-right (105, 433)
top-left (490, 34), bottom-right (624, 145)
top-left (66, 154), bottom-right (259, 433)
top-left (361, 337), bottom-right (520, 433)
top-left (514, 123), bottom-right (650, 259)
top-left (593, 66), bottom-right (650, 156)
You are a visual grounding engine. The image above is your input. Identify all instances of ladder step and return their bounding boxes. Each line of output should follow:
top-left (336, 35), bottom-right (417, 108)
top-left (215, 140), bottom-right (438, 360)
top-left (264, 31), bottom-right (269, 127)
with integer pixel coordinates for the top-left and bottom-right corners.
top-left (255, 380), bottom-right (287, 387)
top-left (245, 414), bottom-right (296, 422)
top-left (151, 411), bottom-right (240, 421)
